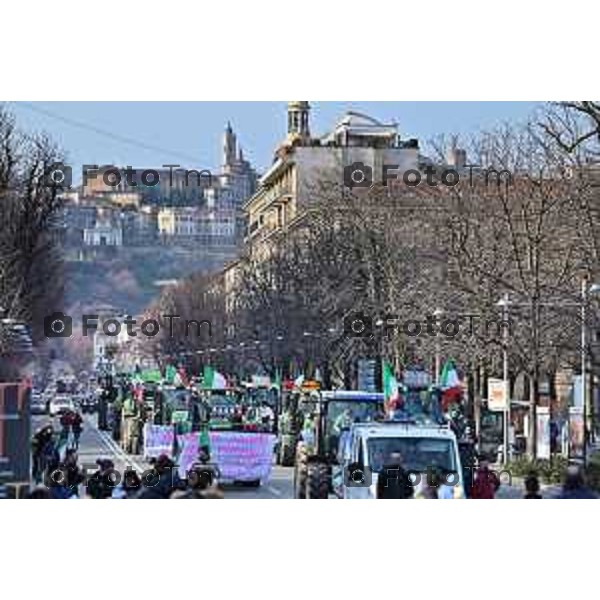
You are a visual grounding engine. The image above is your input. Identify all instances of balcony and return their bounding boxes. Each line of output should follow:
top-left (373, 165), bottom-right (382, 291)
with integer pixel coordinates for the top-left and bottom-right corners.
top-left (263, 186), bottom-right (292, 209)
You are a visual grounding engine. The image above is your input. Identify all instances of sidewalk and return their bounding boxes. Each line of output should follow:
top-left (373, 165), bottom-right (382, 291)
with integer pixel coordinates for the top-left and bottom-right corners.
top-left (495, 476), bottom-right (561, 499)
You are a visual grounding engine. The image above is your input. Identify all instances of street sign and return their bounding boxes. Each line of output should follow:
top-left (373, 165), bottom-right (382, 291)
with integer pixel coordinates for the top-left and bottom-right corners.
top-left (488, 378), bottom-right (508, 411)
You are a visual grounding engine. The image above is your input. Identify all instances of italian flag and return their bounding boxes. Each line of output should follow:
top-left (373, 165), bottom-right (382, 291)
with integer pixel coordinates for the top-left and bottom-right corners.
top-left (382, 361), bottom-right (400, 414)
top-left (203, 365), bottom-right (227, 389)
top-left (440, 359), bottom-right (462, 411)
top-left (174, 367), bottom-right (188, 388)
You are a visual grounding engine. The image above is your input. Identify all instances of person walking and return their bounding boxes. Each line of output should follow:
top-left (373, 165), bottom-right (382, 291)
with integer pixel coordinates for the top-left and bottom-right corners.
top-left (71, 412), bottom-right (83, 450)
top-left (62, 449), bottom-right (84, 497)
top-left (470, 459), bottom-right (500, 499)
top-left (59, 410), bottom-right (73, 451)
top-left (32, 426), bottom-right (54, 483)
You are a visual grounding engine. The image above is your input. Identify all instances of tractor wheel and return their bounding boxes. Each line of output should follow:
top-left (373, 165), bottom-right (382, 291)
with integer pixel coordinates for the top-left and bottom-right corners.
top-left (306, 463), bottom-right (329, 499)
top-left (294, 445), bottom-right (308, 498)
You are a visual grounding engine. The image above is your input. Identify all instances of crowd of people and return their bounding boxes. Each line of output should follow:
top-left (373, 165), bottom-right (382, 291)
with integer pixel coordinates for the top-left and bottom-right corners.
top-left (373, 458), bottom-right (598, 499)
top-left (31, 410), bottom-right (82, 485)
top-left (27, 449), bottom-right (224, 499)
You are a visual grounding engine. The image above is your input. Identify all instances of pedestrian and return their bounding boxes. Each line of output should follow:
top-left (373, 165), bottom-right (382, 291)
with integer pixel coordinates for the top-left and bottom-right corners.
top-left (524, 472), bottom-right (542, 499)
top-left (58, 411), bottom-right (69, 451)
top-left (376, 452), bottom-right (414, 499)
top-left (71, 412), bottom-right (83, 450)
top-left (470, 459), bottom-right (500, 499)
top-left (31, 426), bottom-right (54, 483)
top-left (556, 465), bottom-right (598, 499)
top-left (62, 449), bottom-right (84, 496)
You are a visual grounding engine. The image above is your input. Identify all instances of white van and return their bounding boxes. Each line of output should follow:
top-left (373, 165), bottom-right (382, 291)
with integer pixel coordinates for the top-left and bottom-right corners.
top-left (334, 420), bottom-right (465, 499)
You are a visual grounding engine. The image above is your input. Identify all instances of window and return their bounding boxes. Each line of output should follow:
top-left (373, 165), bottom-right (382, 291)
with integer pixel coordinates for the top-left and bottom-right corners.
top-left (367, 437), bottom-right (456, 474)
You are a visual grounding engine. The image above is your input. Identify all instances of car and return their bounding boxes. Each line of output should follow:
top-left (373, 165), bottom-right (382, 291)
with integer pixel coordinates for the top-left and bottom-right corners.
top-left (30, 393), bottom-right (48, 415)
top-left (49, 394), bottom-right (75, 417)
top-left (334, 419), bottom-right (465, 499)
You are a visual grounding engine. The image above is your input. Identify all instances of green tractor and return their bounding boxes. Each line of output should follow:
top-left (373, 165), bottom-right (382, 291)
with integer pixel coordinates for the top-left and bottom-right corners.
top-left (293, 391), bottom-right (385, 499)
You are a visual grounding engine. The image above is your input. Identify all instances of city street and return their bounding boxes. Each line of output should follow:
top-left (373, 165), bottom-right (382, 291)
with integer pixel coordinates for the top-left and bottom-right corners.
top-left (31, 413), bottom-right (553, 498)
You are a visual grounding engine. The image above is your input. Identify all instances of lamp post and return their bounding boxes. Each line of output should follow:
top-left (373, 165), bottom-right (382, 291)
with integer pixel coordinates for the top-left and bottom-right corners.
top-left (497, 294), bottom-right (510, 464)
top-left (581, 279), bottom-right (600, 464)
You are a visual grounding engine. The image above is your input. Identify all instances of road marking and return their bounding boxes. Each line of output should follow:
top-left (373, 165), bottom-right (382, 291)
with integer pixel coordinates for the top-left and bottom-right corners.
top-left (84, 415), bottom-right (146, 473)
top-left (267, 485), bottom-right (283, 497)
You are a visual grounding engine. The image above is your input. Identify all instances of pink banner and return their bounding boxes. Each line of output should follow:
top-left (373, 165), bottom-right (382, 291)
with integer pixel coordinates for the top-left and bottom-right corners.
top-left (143, 424), bottom-right (174, 459)
top-left (208, 432), bottom-right (276, 482)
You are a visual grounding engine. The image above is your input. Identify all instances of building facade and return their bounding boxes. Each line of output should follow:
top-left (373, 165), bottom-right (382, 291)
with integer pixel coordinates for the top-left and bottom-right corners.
top-left (244, 102), bottom-right (420, 251)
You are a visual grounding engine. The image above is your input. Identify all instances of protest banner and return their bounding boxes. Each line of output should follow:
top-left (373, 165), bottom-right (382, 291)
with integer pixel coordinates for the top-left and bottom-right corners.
top-left (176, 432), bottom-right (200, 478)
top-left (143, 424), bottom-right (174, 459)
top-left (208, 431), bottom-right (276, 482)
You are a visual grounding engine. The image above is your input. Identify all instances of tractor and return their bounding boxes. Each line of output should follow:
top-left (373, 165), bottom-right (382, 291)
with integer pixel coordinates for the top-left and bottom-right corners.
top-left (293, 390), bottom-right (385, 499)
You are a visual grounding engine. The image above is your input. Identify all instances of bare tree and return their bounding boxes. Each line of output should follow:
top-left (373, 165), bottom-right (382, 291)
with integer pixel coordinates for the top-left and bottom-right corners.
top-left (0, 105), bottom-right (65, 379)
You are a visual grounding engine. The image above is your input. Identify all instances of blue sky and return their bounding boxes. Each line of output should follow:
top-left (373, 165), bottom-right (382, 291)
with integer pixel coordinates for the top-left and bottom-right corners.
top-left (8, 101), bottom-right (541, 179)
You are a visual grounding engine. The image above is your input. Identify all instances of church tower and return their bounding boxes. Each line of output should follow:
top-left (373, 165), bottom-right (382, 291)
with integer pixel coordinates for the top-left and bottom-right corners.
top-left (287, 101), bottom-right (311, 143)
top-left (223, 121), bottom-right (237, 167)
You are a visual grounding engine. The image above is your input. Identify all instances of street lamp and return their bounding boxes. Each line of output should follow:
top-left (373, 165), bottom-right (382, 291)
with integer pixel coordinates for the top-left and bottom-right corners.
top-left (496, 281), bottom-right (600, 465)
top-left (496, 294), bottom-right (510, 464)
top-left (581, 279), bottom-right (600, 464)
